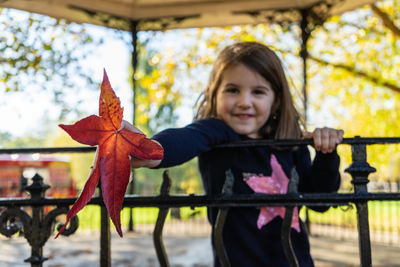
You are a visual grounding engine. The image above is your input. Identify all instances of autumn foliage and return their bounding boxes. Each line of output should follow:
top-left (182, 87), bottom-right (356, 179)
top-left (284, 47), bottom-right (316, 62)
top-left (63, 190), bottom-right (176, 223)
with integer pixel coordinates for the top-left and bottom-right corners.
top-left (56, 70), bottom-right (163, 237)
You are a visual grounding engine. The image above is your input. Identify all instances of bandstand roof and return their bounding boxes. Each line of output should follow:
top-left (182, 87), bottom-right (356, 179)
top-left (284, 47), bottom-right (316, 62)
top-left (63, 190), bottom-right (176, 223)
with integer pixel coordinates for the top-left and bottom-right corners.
top-left (1, 0), bottom-right (376, 31)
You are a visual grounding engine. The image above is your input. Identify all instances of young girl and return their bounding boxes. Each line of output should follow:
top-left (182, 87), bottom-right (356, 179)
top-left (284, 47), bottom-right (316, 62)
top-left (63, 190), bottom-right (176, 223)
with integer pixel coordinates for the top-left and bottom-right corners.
top-left (126, 42), bottom-right (343, 266)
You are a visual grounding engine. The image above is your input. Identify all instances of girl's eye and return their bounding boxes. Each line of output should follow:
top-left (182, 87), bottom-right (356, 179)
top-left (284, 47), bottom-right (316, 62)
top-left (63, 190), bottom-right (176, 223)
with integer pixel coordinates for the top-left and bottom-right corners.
top-left (225, 87), bottom-right (239, 93)
top-left (253, 89), bottom-right (267, 95)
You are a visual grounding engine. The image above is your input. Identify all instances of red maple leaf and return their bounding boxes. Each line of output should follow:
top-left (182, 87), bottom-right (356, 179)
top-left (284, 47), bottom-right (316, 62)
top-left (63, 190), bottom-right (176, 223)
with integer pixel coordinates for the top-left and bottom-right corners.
top-left (56, 70), bottom-right (163, 238)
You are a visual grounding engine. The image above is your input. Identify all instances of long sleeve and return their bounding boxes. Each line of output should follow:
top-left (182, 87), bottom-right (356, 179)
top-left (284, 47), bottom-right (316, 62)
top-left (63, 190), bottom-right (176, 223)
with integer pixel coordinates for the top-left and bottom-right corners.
top-left (152, 118), bottom-right (239, 168)
top-left (295, 145), bottom-right (340, 193)
top-left (295, 145), bottom-right (341, 212)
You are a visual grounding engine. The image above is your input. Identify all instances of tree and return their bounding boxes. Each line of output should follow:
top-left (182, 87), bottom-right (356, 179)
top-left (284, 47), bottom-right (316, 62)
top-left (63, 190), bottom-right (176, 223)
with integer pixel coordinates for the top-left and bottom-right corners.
top-left (128, 33), bottom-right (203, 194)
top-left (309, 2), bottom-right (400, 94)
top-left (0, 8), bottom-right (101, 120)
top-left (306, 0), bottom-right (400, 183)
top-left (131, 33), bottom-right (183, 136)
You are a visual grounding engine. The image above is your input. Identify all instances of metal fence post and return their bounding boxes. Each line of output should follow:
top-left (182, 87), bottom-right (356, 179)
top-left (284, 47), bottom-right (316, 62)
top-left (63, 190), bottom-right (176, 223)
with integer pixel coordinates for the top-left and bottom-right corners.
top-left (213, 169), bottom-right (234, 267)
top-left (153, 170), bottom-right (172, 267)
top-left (281, 168), bottom-right (300, 267)
top-left (23, 174), bottom-right (50, 267)
top-left (99, 184), bottom-right (111, 267)
top-left (345, 137), bottom-right (376, 267)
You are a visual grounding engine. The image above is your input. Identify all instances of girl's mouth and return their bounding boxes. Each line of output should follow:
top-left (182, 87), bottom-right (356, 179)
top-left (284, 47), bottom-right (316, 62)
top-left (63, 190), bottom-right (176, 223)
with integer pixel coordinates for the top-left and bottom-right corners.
top-left (234, 114), bottom-right (253, 120)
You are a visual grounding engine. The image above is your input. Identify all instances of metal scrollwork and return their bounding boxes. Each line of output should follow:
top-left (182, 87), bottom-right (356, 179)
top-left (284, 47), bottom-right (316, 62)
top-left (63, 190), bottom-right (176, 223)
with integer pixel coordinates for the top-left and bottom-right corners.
top-left (0, 207), bottom-right (32, 237)
top-left (0, 173), bottom-right (80, 266)
top-left (41, 206), bottom-right (79, 245)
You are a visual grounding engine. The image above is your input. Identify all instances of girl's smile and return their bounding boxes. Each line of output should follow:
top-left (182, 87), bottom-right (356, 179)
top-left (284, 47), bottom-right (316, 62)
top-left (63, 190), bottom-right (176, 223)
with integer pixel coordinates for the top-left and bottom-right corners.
top-left (235, 114), bottom-right (253, 119)
top-left (216, 63), bottom-right (275, 138)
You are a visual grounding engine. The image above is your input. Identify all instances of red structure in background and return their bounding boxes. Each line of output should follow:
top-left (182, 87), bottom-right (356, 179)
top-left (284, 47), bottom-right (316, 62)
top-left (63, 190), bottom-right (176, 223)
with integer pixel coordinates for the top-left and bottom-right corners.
top-left (0, 154), bottom-right (76, 198)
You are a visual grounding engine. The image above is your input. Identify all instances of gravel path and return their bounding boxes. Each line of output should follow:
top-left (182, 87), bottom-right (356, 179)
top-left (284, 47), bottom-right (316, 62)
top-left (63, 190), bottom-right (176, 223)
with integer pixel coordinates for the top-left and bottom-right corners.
top-left (1, 231), bottom-right (400, 266)
top-left (0, 231), bottom-right (212, 267)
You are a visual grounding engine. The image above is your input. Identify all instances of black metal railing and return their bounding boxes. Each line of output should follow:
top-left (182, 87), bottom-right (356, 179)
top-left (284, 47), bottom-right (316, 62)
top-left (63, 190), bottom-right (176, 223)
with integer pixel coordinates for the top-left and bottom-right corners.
top-left (0, 137), bottom-right (399, 267)
top-left (309, 181), bottom-right (400, 246)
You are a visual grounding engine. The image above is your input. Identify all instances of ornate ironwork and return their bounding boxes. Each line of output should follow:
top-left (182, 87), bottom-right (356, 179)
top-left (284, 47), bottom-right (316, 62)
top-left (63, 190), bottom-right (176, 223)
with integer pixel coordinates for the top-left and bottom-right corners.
top-left (0, 137), bottom-right (399, 266)
top-left (0, 174), bottom-right (79, 267)
top-left (239, 0), bottom-right (345, 27)
top-left (0, 207), bottom-right (31, 237)
top-left (345, 137), bottom-right (376, 267)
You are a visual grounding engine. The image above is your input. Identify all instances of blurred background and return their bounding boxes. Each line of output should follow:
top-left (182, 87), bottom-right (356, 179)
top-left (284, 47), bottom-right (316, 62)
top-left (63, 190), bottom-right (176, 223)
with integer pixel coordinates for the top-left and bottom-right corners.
top-left (0, 1), bottom-right (399, 265)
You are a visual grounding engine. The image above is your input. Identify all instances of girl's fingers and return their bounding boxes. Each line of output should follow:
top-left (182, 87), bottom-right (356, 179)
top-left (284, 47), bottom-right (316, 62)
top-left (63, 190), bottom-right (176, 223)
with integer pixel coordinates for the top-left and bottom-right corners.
top-left (130, 156), bottom-right (146, 168)
top-left (328, 130), bottom-right (337, 153)
top-left (130, 155), bottom-right (161, 169)
top-left (303, 131), bottom-right (313, 139)
top-left (303, 128), bottom-right (345, 153)
top-left (313, 128), bottom-right (322, 151)
top-left (120, 120), bottom-right (143, 134)
top-left (337, 129), bottom-right (344, 143)
top-left (312, 127), bottom-right (344, 153)
top-left (321, 127), bottom-right (333, 153)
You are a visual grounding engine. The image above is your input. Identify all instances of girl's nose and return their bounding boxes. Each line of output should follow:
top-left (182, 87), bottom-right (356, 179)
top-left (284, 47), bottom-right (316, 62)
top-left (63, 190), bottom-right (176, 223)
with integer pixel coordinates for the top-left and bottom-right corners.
top-left (237, 91), bottom-right (251, 108)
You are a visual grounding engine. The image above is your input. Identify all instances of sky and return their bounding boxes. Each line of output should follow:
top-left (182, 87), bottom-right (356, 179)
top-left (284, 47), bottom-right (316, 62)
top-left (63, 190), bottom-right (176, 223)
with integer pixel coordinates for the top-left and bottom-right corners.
top-left (0, 23), bottom-right (135, 137)
top-left (0, 42), bottom-right (132, 137)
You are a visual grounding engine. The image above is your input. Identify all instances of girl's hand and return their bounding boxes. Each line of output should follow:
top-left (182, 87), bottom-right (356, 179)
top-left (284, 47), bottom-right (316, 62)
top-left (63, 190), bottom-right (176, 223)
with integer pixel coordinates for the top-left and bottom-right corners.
top-left (129, 155), bottom-right (162, 168)
top-left (303, 127), bottom-right (344, 154)
top-left (119, 120), bottom-right (144, 134)
top-left (120, 120), bottom-right (163, 168)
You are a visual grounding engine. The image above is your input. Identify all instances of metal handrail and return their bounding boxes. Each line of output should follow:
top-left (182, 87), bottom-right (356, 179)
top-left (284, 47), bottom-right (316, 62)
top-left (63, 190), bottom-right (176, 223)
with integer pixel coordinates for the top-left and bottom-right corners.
top-left (0, 136), bottom-right (398, 154)
top-left (1, 192), bottom-right (400, 207)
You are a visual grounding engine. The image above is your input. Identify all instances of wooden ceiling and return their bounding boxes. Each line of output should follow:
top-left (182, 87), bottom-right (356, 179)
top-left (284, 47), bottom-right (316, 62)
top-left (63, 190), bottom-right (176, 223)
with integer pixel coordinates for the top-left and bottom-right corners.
top-left (1, 0), bottom-right (375, 31)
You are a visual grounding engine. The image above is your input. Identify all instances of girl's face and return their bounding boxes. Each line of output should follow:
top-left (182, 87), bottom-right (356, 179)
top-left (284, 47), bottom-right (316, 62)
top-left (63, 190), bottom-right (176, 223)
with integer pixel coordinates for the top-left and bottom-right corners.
top-left (216, 63), bottom-right (275, 138)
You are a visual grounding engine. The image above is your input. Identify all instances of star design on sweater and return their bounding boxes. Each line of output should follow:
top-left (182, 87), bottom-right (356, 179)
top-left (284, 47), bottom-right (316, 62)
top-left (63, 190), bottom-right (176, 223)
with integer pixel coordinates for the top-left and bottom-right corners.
top-left (243, 154), bottom-right (300, 232)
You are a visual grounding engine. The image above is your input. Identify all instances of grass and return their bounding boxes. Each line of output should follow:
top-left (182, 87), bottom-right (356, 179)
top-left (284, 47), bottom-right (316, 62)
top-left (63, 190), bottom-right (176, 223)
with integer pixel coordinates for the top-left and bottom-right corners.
top-left (301, 201), bottom-right (400, 232)
top-left (76, 205), bottom-right (208, 230)
top-left (75, 201), bottom-right (400, 233)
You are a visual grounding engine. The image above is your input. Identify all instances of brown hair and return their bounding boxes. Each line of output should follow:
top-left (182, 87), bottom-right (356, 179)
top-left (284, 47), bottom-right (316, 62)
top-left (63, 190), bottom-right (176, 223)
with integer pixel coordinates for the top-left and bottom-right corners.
top-left (195, 41), bottom-right (303, 139)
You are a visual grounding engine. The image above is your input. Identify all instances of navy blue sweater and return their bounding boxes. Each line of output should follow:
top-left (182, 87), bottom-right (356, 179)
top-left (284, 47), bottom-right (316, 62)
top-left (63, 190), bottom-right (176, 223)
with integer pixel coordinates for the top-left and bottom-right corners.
top-left (153, 118), bottom-right (340, 267)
